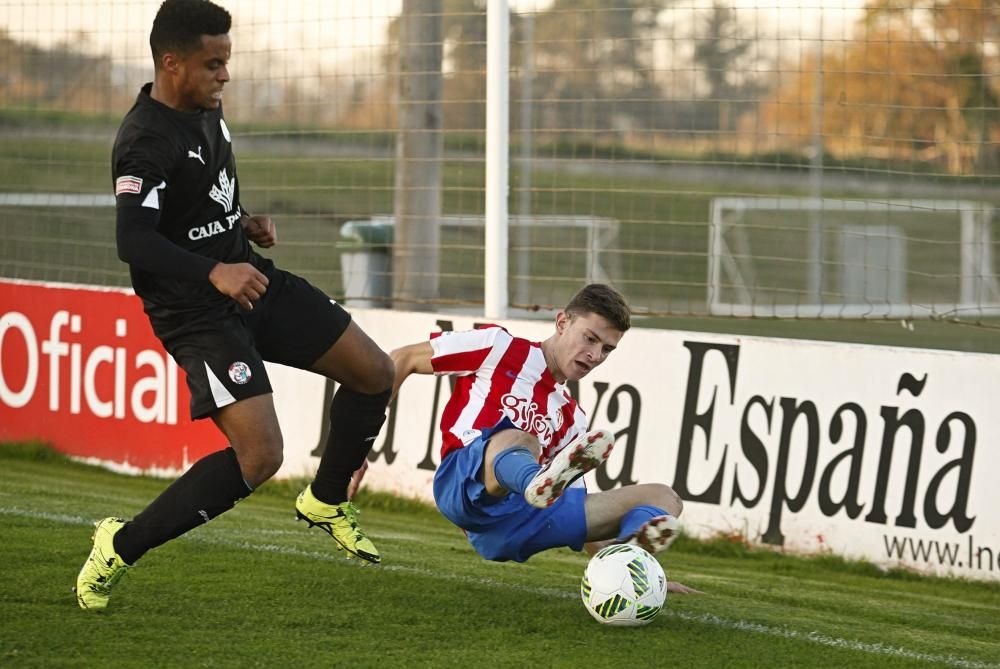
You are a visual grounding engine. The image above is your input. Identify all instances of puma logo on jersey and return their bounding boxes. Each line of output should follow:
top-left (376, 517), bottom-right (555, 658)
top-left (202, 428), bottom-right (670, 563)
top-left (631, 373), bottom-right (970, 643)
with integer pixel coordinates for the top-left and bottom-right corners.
top-left (187, 146), bottom-right (205, 165)
top-left (209, 167), bottom-right (235, 212)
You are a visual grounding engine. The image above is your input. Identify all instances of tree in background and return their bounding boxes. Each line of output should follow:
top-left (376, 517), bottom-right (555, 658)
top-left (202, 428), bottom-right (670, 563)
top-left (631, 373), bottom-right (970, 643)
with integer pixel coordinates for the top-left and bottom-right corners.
top-left (0, 29), bottom-right (127, 115)
top-left (440, 0), bottom-right (488, 132)
top-left (373, 0), bottom-right (488, 133)
top-left (375, 0), bottom-right (679, 140)
top-left (754, 0), bottom-right (1000, 174)
top-left (369, 0), bottom-right (771, 148)
top-left (692, 1), bottom-right (762, 136)
top-left (529, 0), bottom-right (671, 140)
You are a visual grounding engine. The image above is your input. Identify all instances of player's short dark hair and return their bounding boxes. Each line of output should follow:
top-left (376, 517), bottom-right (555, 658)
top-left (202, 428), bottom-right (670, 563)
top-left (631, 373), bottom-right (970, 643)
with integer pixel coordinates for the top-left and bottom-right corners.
top-left (564, 284), bottom-right (631, 333)
top-left (150, 0), bottom-right (231, 64)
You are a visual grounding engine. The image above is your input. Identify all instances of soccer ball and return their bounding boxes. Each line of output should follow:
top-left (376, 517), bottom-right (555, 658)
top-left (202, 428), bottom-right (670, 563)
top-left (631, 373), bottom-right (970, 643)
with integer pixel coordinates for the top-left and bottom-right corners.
top-left (580, 544), bottom-right (667, 626)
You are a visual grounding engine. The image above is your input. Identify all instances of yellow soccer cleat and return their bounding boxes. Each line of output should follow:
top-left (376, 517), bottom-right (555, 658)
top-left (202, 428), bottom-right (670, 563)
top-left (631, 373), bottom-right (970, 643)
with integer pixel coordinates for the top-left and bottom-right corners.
top-left (75, 517), bottom-right (132, 610)
top-left (295, 485), bottom-right (381, 564)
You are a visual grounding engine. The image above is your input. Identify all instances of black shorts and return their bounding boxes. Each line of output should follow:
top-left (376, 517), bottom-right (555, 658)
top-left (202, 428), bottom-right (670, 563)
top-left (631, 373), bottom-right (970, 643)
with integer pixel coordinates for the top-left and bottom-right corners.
top-left (149, 267), bottom-right (351, 420)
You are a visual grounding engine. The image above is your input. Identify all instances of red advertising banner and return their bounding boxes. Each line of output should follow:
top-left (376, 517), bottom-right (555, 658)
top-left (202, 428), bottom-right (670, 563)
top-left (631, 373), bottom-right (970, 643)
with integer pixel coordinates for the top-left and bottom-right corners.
top-left (0, 279), bottom-right (224, 470)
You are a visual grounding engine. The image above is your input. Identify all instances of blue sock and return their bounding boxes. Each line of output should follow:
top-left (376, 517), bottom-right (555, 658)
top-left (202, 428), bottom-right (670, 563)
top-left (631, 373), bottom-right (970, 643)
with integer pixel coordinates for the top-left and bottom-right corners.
top-left (492, 447), bottom-right (540, 495)
top-left (616, 505), bottom-right (669, 543)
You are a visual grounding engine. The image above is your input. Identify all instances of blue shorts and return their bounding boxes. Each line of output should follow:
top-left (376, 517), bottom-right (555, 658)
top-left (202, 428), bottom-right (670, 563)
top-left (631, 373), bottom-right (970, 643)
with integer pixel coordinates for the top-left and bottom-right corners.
top-left (432, 421), bottom-right (588, 562)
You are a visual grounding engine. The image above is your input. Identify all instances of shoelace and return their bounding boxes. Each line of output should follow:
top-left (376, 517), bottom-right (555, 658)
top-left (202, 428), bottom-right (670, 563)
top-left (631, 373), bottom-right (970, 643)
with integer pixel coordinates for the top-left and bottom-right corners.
top-left (94, 559), bottom-right (130, 592)
top-left (341, 502), bottom-right (361, 530)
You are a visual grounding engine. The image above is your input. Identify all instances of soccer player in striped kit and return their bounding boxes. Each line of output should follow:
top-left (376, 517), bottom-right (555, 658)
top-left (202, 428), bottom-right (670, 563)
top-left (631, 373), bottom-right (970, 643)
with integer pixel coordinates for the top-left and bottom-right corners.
top-left (392, 284), bottom-right (698, 592)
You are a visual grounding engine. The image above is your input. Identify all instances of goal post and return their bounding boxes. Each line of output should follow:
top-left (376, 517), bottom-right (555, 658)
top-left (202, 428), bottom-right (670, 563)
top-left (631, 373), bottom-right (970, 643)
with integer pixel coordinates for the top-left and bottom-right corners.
top-left (708, 197), bottom-right (1000, 319)
top-left (341, 214), bottom-right (619, 308)
top-left (0, 191), bottom-right (619, 311)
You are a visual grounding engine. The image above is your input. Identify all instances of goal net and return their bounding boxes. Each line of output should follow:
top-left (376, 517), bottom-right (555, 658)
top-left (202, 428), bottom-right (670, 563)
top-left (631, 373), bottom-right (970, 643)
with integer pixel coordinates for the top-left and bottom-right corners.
top-left (708, 197), bottom-right (1000, 319)
top-left (4, 2), bottom-right (1000, 321)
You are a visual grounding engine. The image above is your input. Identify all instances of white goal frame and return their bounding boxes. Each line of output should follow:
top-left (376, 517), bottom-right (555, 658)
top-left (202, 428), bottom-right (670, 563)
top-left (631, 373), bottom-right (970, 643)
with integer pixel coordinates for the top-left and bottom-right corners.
top-left (708, 197), bottom-right (1000, 318)
top-left (0, 194), bottom-right (620, 308)
top-left (364, 212), bottom-right (619, 285)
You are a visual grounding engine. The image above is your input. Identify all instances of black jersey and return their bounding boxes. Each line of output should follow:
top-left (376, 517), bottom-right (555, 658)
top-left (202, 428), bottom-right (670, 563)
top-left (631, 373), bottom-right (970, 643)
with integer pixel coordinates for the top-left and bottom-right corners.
top-left (112, 83), bottom-right (272, 319)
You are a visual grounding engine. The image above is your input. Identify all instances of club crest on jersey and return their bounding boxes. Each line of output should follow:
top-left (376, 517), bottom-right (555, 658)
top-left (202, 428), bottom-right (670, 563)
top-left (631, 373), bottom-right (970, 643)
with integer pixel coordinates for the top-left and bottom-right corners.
top-left (460, 428), bottom-right (483, 446)
top-left (501, 393), bottom-right (558, 444)
top-left (209, 167), bottom-right (235, 212)
top-left (228, 361), bottom-right (251, 385)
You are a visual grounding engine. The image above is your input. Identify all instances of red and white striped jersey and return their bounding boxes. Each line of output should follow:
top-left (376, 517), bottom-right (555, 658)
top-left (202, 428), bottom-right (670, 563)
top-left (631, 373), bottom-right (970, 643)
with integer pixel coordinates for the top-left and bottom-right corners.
top-left (429, 325), bottom-right (589, 462)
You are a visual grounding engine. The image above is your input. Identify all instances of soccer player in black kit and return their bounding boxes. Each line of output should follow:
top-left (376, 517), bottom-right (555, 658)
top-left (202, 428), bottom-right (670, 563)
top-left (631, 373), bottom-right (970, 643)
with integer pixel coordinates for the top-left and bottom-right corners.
top-left (75, 0), bottom-right (394, 610)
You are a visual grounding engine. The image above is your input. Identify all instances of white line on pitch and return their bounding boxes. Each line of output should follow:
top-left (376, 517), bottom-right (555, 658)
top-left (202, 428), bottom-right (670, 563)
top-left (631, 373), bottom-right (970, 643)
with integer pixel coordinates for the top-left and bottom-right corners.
top-left (4, 505), bottom-right (997, 669)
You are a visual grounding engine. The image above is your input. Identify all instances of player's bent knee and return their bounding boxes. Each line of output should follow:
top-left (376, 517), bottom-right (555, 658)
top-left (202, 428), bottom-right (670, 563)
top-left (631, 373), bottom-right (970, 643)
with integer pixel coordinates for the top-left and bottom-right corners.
top-left (351, 350), bottom-right (395, 394)
top-left (371, 350), bottom-right (395, 392)
top-left (247, 450), bottom-right (283, 485)
top-left (263, 447), bottom-right (284, 473)
top-left (232, 437), bottom-right (284, 486)
top-left (487, 429), bottom-right (541, 458)
top-left (652, 483), bottom-right (683, 517)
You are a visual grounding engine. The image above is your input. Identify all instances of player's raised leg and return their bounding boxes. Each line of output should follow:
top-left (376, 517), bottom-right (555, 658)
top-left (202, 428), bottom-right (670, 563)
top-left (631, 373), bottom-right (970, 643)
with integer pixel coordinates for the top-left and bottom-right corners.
top-left (297, 321), bottom-right (394, 563)
top-left (479, 427), bottom-right (543, 497)
top-left (583, 483), bottom-right (684, 554)
top-left (75, 517), bottom-right (132, 610)
top-left (75, 395), bottom-right (279, 609)
top-left (479, 427), bottom-right (615, 507)
top-left (523, 429), bottom-right (615, 508)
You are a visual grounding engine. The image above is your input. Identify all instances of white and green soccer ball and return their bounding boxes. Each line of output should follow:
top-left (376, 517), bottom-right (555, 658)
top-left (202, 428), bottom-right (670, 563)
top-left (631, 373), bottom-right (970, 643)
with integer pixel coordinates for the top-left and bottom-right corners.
top-left (580, 544), bottom-right (667, 626)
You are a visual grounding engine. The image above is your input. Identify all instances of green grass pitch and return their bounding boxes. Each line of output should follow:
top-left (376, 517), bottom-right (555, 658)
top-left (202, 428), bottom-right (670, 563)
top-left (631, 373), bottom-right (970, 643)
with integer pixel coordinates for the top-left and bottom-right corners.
top-left (1, 443), bottom-right (997, 668)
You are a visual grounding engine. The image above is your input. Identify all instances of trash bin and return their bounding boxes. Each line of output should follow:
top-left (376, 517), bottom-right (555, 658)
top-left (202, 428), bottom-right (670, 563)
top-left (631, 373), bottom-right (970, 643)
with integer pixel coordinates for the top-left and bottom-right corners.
top-left (338, 218), bottom-right (393, 308)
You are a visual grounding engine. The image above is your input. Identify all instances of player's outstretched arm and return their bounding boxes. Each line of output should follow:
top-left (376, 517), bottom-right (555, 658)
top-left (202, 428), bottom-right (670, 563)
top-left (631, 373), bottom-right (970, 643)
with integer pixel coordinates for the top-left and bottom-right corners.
top-left (346, 461), bottom-right (369, 500)
top-left (584, 543), bottom-right (704, 594)
top-left (584, 540), bottom-right (613, 556)
top-left (667, 581), bottom-right (704, 595)
top-left (389, 342), bottom-right (435, 399)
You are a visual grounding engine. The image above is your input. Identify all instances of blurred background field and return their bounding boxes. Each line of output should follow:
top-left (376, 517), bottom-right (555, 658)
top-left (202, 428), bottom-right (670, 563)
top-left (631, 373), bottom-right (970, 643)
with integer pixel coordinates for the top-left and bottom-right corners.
top-left (2, 129), bottom-right (998, 353)
top-left (2, 0), bottom-right (1000, 352)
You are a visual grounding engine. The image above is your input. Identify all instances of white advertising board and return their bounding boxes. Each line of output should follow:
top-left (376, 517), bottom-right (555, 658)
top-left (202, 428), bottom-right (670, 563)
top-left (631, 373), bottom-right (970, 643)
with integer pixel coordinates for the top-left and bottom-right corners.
top-left (3, 280), bottom-right (996, 579)
top-left (274, 308), bottom-right (1000, 580)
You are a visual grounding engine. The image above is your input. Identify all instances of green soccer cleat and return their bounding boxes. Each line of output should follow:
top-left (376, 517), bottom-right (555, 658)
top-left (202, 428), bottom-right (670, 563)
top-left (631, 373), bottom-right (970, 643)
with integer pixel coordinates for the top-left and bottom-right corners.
top-left (295, 485), bottom-right (381, 564)
top-left (75, 517), bottom-right (132, 610)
